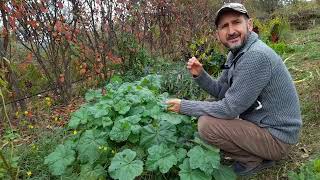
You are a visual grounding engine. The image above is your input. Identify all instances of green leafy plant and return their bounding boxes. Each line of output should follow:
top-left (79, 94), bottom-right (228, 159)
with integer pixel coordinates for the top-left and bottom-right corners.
top-left (44, 75), bottom-right (236, 179)
top-left (189, 37), bottom-right (225, 76)
top-left (116, 33), bottom-right (153, 80)
top-left (0, 131), bottom-right (20, 180)
top-left (156, 60), bottom-right (210, 100)
top-left (0, 150), bottom-right (19, 180)
top-left (288, 158), bottom-right (320, 180)
top-left (253, 17), bottom-right (294, 56)
top-left (0, 58), bottom-right (19, 180)
top-left (254, 17), bottom-right (291, 43)
top-left (269, 42), bottom-right (294, 55)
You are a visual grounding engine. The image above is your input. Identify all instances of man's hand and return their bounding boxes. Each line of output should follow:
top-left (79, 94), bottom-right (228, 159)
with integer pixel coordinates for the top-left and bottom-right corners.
top-left (166, 99), bottom-right (181, 113)
top-left (187, 57), bottom-right (204, 76)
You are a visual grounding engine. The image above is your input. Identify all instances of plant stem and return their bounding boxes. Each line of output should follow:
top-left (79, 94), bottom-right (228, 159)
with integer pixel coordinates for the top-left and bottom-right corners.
top-left (0, 88), bottom-right (13, 130)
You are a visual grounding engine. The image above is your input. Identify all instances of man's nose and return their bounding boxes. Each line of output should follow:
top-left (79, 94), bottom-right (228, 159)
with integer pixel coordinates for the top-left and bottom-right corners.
top-left (228, 26), bottom-right (236, 35)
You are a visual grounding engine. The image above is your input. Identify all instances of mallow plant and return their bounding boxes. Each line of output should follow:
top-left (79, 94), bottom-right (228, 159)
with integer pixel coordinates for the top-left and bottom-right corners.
top-left (44, 75), bottom-right (236, 180)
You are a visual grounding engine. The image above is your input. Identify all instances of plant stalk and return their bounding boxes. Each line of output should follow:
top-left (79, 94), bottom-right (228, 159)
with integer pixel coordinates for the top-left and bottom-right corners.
top-left (0, 88), bottom-right (13, 129)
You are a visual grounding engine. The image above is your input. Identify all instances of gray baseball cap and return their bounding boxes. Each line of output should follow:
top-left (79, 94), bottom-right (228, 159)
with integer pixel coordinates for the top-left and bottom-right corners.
top-left (215, 3), bottom-right (249, 26)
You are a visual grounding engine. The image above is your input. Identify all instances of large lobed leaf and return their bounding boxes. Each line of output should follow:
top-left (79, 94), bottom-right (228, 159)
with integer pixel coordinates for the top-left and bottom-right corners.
top-left (44, 144), bottom-right (75, 176)
top-left (68, 107), bottom-right (90, 129)
top-left (187, 145), bottom-right (220, 175)
top-left (108, 149), bottom-right (144, 180)
top-left (88, 102), bottom-right (110, 119)
top-left (179, 158), bottom-right (211, 180)
top-left (77, 130), bottom-right (107, 164)
top-left (113, 100), bottom-right (131, 115)
top-left (79, 164), bottom-right (106, 180)
top-left (213, 165), bottom-right (237, 180)
top-left (85, 89), bottom-right (103, 102)
top-left (110, 115), bottom-right (141, 142)
top-left (140, 121), bottom-right (177, 148)
top-left (146, 144), bottom-right (178, 173)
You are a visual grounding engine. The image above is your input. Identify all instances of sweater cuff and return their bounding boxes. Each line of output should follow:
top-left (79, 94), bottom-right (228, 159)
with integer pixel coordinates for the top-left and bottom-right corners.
top-left (193, 69), bottom-right (211, 84)
top-left (180, 99), bottom-right (199, 117)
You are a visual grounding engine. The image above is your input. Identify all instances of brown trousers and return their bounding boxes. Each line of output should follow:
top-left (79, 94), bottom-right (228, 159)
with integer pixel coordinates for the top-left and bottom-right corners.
top-left (197, 116), bottom-right (290, 167)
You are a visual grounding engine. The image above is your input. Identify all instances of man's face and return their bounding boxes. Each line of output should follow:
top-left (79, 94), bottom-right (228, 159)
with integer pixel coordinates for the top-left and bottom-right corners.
top-left (216, 11), bottom-right (253, 52)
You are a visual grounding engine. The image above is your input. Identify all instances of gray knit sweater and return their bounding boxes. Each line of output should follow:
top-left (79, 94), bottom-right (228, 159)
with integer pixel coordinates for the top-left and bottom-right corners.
top-left (180, 32), bottom-right (302, 144)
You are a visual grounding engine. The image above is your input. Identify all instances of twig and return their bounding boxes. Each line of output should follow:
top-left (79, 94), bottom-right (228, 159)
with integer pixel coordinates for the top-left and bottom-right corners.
top-left (0, 88), bottom-right (13, 129)
top-left (283, 54), bottom-right (295, 64)
top-left (293, 71), bottom-right (313, 84)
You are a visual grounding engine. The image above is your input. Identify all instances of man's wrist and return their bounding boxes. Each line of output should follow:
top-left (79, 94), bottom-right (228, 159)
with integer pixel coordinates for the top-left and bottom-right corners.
top-left (192, 69), bottom-right (204, 78)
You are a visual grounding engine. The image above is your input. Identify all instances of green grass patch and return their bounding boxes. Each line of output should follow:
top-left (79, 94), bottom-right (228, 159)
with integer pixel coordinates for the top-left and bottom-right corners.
top-left (8, 128), bottom-right (65, 179)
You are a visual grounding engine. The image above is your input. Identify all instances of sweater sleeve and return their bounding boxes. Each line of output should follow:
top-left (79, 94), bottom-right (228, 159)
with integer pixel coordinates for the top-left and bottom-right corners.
top-left (193, 69), bottom-right (229, 99)
top-left (180, 51), bottom-right (272, 119)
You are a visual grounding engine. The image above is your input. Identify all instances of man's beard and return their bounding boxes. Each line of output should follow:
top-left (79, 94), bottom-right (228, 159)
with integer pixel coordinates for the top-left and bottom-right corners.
top-left (229, 43), bottom-right (245, 53)
top-left (227, 30), bottom-right (250, 54)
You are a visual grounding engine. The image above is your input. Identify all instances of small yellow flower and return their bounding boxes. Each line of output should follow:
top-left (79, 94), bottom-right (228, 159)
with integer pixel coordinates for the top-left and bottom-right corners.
top-left (73, 130), bottom-right (77, 135)
top-left (15, 111), bottom-right (19, 117)
top-left (27, 171), bottom-right (32, 177)
top-left (54, 116), bottom-right (59, 121)
top-left (103, 146), bottom-right (108, 151)
top-left (24, 111), bottom-right (29, 115)
top-left (45, 97), bottom-right (51, 101)
top-left (31, 144), bottom-right (39, 151)
top-left (28, 125), bottom-right (34, 129)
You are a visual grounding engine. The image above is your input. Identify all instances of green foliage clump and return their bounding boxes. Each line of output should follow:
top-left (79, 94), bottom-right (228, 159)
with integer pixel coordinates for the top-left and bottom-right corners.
top-left (156, 37), bottom-right (225, 100)
top-left (288, 158), bottom-right (320, 180)
top-left (156, 60), bottom-right (209, 100)
top-left (269, 42), bottom-right (294, 56)
top-left (15, 64), bottom-right (48, 95)
top-left (44, 75), bottom-right (236, 179)
top-left (272, 1), bottom-right (320, 30)
top-left (189, 37), bottom-right (225, 76)
top-left (3, 128), bottom-right (66, 179)
top-left (0, 130), bottom-right (31, 179)
top-left (254, 17), bottom-right (291, 42)
top-left (116, 33), bottom-right (152, 80)
top-left (254, 17), bottom-right (294, 55)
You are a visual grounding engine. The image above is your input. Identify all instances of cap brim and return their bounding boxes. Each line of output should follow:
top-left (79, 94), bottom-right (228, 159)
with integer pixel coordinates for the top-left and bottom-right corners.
top-left (215, 7), bottom-right (249, 26)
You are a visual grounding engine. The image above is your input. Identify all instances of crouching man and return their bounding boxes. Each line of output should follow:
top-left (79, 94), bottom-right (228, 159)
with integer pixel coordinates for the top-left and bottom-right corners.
top-left (166, 3), bottom-right (302, 176)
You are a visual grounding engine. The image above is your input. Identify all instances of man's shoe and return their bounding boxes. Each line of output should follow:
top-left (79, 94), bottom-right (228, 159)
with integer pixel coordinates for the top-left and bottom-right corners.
top-left (232, 160), bottom-right (275, 176)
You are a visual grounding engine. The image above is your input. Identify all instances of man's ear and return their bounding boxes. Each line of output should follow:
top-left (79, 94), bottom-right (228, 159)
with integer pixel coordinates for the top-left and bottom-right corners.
top-left (215, 31), bottom-right (220, 42)
top-left (247, 18), bottom-right (253, 31)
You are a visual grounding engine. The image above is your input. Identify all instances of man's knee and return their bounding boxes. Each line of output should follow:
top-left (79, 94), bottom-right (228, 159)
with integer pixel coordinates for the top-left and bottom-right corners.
top-left (197, 116), bottom-right (208, 134)
top-left (197, 116), bottom-right (218, 138)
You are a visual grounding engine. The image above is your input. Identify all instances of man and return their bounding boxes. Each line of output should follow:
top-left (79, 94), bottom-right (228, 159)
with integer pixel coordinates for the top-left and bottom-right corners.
top-left (166, 3), bottom-right (302, 176)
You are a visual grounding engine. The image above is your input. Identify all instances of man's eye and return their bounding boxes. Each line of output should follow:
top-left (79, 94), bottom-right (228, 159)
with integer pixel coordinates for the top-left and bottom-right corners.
top-left (220, 24), bottom-right (228, 29)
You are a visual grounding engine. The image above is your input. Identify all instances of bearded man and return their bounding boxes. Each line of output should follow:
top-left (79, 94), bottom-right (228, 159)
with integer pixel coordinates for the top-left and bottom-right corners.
top-left (166, 3), bottom-right (302, 176)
